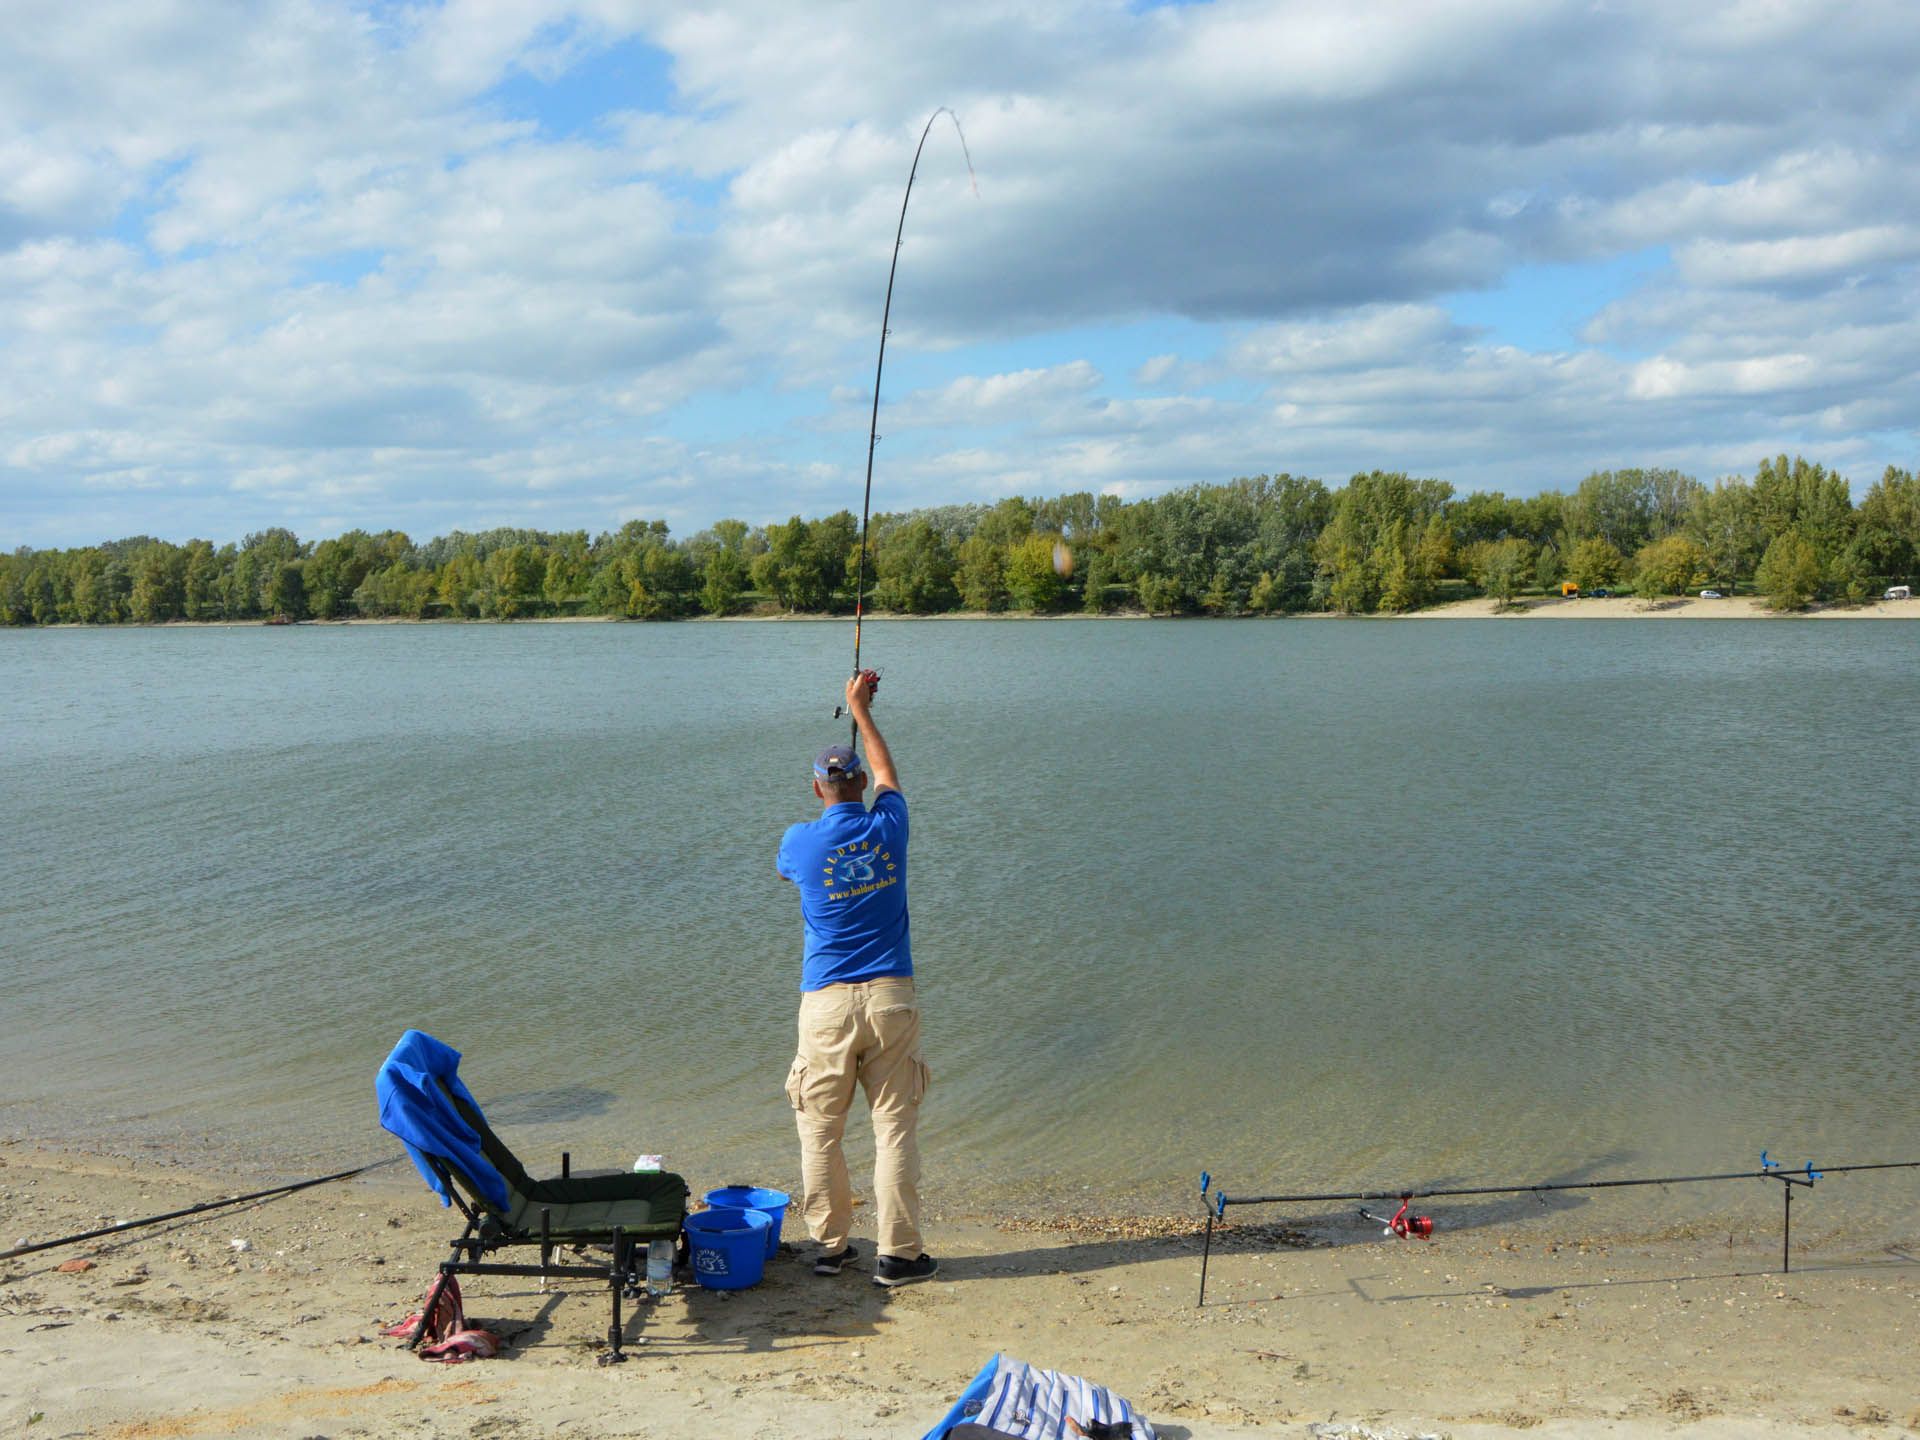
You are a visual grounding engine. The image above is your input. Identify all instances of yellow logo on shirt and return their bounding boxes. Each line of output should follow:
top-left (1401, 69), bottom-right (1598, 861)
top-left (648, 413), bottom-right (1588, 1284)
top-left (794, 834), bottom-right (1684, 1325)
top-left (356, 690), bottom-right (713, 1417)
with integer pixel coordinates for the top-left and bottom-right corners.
top-left (822, 840), bottom-right (899, 900)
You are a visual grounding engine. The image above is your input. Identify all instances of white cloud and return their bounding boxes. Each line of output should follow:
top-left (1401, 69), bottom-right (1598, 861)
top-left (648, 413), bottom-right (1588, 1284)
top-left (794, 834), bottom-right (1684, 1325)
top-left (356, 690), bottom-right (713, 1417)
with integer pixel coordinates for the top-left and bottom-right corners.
top-left (1230, 306), bottom-right (1464, 376)
top-left (1675, 226), bottom-right (1920, 286)
top-left (4, 0), bottom-right (1920, 547)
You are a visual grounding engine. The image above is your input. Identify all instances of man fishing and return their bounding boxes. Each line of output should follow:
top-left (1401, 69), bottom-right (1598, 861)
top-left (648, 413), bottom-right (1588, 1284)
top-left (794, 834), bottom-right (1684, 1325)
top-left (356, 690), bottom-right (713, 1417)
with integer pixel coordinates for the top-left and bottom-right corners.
top-left (775, 669), bottom-right (937, 1287)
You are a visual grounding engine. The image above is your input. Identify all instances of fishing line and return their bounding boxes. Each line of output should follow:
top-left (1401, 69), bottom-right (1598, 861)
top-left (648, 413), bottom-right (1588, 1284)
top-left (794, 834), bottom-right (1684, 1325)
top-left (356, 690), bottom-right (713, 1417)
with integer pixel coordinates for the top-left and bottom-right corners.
top-left (834, 106), bottom-right (978, 748)
top-left (2, 1159), bottom-right (393, 1262)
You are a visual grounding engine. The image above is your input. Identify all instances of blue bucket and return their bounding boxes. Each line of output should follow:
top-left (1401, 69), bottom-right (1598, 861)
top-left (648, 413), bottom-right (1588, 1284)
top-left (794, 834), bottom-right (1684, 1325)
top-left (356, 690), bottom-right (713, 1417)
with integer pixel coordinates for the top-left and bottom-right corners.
top-left (703, 1186), bottom-right (791, 1260)
top-left (684, 1206), bottom-right (771, 1290)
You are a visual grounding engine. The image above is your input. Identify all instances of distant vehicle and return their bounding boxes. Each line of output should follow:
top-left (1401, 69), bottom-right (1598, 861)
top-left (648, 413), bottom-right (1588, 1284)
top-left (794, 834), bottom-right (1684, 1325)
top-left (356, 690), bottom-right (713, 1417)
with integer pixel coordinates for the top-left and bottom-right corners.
top-left (1699, 589), bottom-right (1724, 598)
top-left (1887, 585), bottom-right (1913, 601)
top-left (1589, 587), bottom-right (1612, 598)
top-left (1559, 581), bottom-right (1580, 597)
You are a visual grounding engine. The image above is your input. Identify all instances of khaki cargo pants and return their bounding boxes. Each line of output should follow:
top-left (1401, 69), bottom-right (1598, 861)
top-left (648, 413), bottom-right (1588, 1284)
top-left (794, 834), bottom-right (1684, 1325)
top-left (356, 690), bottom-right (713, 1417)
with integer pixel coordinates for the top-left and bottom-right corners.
top-left (785, 975), bottom-right (929, 1259)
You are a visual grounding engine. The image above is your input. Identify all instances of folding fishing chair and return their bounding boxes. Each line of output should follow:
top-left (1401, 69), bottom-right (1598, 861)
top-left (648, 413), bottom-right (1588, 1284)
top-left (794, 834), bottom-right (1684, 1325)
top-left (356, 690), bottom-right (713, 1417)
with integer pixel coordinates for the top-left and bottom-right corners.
top-left (376, 1030), bottom-right (689, 1363)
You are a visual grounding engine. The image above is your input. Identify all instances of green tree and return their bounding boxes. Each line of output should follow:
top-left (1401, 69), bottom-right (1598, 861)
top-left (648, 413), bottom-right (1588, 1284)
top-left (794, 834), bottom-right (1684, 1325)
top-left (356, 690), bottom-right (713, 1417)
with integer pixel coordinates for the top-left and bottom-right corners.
top-left (69, 550), bottom-right (129, 623)
top-left (871, 519), bottom-right (957, 614)
top-left (127, 542), bottom-right (185, 623)
top-left (638, 543), bottom-right (694, 617)
top-left (488, 545), bottom-right (546, 618)
top-left (1313, 471), bottom-right (1449, 613)
top-left (1004, 534), bottom-right (1066, 611)
top-left (1449, 490), bottom-right (1526, 549)
top-left (1566, 536), bottom-right (1625, 591)
top-left (0, 553), bottom-right (25, 625)
top-left (1080, 547), bottom-right (1120, 613)
top-left (1827, 540), bottom-right (1877, 605)
top-left (1322, 543), bottom-right (1373, 614)
top-left (1471, 538), bottom-right (1533, 607)
top-left (305, 533), bottom-right (380, 618)
top-left (700, 548), bottom-right (748, 616)
top-left (1415, 513), bottom-right (1456, 592)
top-left (1631, 534), bottom-right (1708, 602)
top-left (1853, 467), bottom-right (1919, 581)
top-left (542, 532), bottom-right (589, 612)
top-left (354, 562), bottom-right (433, 618)
top-left (1134, 570), bottom-right (1186, 614)
top-left (1686, 479), bottom-right (1764, 593)
top-left (954, 535), bottom-right (1008, 612)
top-left (266, 561), bottom-right (307, 619)
top-left (1755, 531), bottom-right (1822, 610)
top-left (1751, 455), bottom-right (1854, 561)
top-left (182, 541), bottom-right (221, 620)
top-left (215, 544), bottom-right (254, 618)
top-left (975, 497), bottom-right (1036, 549)
top-left (1247, 569), bottom-right (1286, 614)
top-left (241, 528), bottom-right (305, 614)
top-left (1534, 543), bottom-right (1562, 595)
top-left (1565, 470), bottom-right (1657, 554)
top-left (1646, 469), bottom-right (1705, 539)
top-left (752, 515), bottom-right (846, 611)
top-left (438, 552), bottom-right (483, 617)
top-left (22, 558), bottom-right (61, 624)
top-left (1377, 536), bottom-right (1418, 612)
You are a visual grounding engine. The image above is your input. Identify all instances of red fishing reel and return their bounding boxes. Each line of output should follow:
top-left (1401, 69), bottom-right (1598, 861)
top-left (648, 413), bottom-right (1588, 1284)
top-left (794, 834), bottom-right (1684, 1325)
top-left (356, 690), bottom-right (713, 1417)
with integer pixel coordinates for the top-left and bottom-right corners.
top-left (1359, 1197), bottom-right (1434, 1240)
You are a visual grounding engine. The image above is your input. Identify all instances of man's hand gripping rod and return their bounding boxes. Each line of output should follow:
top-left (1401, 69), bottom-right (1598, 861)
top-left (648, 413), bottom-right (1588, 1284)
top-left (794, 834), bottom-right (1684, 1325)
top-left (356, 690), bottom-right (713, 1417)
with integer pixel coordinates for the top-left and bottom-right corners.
top-left (833, 669), bottom-right (882, 721)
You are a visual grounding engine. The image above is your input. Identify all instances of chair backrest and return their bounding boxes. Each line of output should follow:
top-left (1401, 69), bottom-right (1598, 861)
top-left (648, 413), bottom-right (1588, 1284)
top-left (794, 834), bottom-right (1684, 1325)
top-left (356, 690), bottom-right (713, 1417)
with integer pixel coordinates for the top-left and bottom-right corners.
top-left (431, 1077), bottom-right (534, 1214)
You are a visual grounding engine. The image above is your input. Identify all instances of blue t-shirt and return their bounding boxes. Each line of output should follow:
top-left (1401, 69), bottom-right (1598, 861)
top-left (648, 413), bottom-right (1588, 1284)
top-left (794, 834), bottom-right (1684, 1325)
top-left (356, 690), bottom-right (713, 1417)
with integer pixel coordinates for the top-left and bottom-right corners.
top-left (777, 788), bottom-right (911, 991)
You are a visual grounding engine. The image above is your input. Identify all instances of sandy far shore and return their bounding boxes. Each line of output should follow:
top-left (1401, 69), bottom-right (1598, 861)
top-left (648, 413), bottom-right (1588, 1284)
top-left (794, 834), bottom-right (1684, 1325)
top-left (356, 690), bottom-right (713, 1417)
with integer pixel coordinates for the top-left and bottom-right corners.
top-left (27, 595), bottom-right (1920, 628)
top-left (5, 1142), bottom-right (1919, 1440)
top-left (1404, 594), bottom-right (1917, 619)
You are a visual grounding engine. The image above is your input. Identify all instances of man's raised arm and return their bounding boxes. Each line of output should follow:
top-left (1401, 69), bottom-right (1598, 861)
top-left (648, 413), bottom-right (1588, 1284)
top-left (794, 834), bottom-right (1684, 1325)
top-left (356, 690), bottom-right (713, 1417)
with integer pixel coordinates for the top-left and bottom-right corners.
top-left (845, 670), bottom-right (900, 794)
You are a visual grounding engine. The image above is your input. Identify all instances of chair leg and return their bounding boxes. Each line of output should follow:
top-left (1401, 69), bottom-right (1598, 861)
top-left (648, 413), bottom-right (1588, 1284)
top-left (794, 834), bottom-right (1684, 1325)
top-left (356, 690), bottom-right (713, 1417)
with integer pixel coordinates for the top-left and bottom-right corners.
top-left (605, 1225), bottom-right (627, 1363)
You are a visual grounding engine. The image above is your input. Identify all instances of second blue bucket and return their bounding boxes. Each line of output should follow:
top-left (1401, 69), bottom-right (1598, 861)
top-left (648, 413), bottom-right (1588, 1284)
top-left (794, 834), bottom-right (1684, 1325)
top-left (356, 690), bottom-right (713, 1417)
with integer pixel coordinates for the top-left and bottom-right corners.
top-left (684, 1206), bottom-right (771, 1290)
top-left (703, 1185), bottom-right (790, 1260)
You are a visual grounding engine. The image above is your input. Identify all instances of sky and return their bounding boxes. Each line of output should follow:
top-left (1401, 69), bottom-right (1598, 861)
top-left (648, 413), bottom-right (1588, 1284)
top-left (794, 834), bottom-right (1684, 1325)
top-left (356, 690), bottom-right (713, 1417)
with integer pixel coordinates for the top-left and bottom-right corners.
top-left (4, 0), bottom-right (1919, 549)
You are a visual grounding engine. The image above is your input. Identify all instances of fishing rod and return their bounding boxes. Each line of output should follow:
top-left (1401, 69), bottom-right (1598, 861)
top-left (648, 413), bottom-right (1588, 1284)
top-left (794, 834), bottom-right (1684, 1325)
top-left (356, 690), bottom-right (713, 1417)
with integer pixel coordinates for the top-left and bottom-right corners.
top-left (1193, 1153), bottom-right (1920, 1306)
top-left (1, 1159), bottom-right (388, 1262)
top-left (833, 106), bottom-right (977, 748)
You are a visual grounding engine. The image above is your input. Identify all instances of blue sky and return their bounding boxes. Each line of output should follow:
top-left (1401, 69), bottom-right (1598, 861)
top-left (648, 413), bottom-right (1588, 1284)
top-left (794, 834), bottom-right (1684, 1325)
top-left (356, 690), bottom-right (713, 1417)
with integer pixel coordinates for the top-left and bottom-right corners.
top-left (3, 0), bottom-right (1919, 548)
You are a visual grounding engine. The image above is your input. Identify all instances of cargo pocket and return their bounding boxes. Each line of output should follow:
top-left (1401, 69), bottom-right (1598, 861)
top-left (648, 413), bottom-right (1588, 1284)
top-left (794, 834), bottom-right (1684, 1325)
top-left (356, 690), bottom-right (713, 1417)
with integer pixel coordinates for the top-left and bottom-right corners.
top-left (910, 1056), bottom-right (930, 1106)
top-left (784, 1056), bottom-right (809, 1114)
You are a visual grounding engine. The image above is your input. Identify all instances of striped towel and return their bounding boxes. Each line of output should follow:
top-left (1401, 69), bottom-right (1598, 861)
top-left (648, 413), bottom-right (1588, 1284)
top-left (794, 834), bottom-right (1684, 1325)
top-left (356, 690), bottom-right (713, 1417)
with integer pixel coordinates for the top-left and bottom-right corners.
top-left (927, 1355), bottom-right (1155, 1440)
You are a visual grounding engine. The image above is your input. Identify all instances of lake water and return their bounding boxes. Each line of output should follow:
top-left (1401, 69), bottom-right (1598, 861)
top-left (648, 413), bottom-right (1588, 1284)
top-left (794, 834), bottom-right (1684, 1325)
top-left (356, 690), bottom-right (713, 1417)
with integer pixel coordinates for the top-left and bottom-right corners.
top-left (3, 618), bottom-right (1917, 1243)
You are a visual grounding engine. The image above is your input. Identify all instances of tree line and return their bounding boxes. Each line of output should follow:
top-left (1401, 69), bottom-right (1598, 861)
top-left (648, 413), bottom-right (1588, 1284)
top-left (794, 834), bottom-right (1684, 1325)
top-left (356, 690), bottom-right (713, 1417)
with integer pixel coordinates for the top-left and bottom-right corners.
top-left (4, 456), bottom-right (1917, 626)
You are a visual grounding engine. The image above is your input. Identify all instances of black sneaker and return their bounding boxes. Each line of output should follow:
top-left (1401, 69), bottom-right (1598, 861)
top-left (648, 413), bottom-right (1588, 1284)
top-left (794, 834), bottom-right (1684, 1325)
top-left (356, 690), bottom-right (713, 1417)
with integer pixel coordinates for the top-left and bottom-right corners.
top-left (812, 1243), bottom-right (858, 1276)
top-left (872, 1252), bottom-right (938, 1287)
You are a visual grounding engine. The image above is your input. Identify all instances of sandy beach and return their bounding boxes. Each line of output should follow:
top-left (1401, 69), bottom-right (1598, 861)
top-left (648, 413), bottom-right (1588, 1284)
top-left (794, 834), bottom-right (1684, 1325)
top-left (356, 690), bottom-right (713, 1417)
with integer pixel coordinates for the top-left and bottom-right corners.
top-left (1402, 595), bottom-right (1916, 619)
top-left (6, 1141), bottom-right (1917, 1439)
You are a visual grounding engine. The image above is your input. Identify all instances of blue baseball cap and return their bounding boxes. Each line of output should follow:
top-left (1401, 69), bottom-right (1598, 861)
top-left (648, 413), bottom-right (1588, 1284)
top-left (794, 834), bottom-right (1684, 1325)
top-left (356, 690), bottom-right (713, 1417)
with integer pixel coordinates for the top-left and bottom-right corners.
top-left (813, 744), bottom-right (863, 780)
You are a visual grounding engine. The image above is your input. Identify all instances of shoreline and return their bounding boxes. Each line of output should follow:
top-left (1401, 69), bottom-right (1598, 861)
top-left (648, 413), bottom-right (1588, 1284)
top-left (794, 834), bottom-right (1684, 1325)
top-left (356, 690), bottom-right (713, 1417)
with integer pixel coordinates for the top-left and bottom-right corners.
top-left (10, 593), bottom-right (1918, 629)
top-left (7, 1138), bottom-right (1919, 1439)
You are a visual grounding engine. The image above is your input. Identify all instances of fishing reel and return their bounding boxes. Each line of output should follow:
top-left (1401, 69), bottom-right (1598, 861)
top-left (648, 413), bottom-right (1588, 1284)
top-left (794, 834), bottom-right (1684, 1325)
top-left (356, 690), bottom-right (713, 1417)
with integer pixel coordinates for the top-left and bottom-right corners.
top-left (1359, 1196), bottom-right (1434, 1240)
top-left (833, 669), bottom-right (882, 719)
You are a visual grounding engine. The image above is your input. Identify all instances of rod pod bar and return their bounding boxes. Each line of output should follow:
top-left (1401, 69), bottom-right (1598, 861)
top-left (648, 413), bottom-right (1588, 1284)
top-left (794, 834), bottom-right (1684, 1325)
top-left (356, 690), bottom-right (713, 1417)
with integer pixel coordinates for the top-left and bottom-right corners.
top-left (1193, 1154), bottom-right (1920, 1306)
